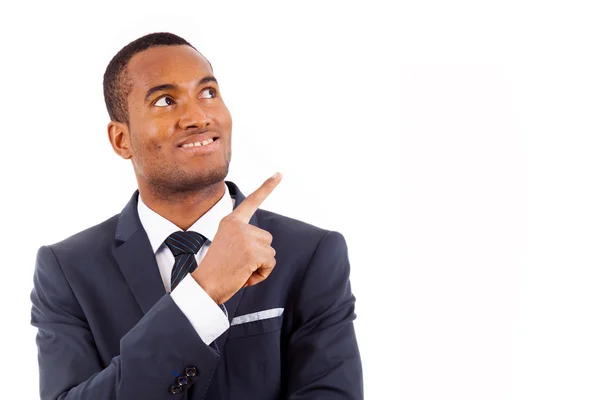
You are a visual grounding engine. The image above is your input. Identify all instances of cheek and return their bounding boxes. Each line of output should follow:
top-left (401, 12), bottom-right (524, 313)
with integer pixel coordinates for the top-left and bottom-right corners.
top-left (129, 132), bottom-right (169, 164)
top-left (222, 106), bottom-right (233, 129)
top-left (144, 138), bottom-right (169, 157)
top-left (211, 101), bottom-right (232, 129)
top-left (130, 118), bottom-right (173, 151)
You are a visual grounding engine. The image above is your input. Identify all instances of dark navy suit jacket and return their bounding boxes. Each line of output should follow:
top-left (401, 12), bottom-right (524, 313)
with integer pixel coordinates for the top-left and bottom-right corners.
top-left (31, 181), bottom-right (363, 399)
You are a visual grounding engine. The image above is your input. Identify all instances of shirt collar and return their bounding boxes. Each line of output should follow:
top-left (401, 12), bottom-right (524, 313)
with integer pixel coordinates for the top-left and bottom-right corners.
top-left (137, 182), bottom-right (234, 254)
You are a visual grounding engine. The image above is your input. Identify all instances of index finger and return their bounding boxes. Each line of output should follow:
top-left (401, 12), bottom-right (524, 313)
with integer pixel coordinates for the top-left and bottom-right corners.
top-left (230, 172), bottom-right (282, 223)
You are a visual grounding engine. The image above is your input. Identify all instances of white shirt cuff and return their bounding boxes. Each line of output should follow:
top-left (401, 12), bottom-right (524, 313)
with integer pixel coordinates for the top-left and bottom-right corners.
top-left (171, 275), bottom-right (230, 345)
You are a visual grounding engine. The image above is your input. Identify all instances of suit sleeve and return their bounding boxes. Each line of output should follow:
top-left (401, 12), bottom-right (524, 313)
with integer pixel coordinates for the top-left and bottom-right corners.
top-left (30, 245), bottom-right (220, 400)
top-left (286, 231), bottom-right (364, 399)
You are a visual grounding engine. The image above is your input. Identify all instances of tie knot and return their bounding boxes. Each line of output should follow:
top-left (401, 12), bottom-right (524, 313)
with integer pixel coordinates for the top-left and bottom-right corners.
top-left (164, 231), bottom-right (206, 256)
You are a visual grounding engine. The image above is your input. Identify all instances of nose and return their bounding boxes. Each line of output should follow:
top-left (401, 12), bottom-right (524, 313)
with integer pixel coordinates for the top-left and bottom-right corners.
top-left (178, 101), bottom-right (210, 130)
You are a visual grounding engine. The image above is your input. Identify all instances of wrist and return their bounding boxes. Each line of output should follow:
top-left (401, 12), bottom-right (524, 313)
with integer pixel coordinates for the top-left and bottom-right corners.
top-left (191, 270), bottom-right (220, 304)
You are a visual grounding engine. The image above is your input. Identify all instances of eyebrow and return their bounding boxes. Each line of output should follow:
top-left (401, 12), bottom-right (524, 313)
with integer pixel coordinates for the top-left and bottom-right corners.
top-left (144, 76), bottom-right (219, 102)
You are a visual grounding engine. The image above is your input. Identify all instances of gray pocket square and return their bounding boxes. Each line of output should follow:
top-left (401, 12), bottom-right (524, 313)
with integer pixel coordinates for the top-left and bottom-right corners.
top-left (231, 308), bottom-right (284, 326)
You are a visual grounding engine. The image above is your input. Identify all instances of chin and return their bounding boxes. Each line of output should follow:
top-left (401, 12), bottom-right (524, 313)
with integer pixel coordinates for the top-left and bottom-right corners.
top-left (146, 157), bottom-right (230, 195)
top-left (180, 165), bottom-right (229, 190)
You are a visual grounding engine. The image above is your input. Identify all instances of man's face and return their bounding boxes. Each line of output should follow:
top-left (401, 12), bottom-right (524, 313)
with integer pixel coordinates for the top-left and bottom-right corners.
top-left (122, 45), bottom-right (232, 194)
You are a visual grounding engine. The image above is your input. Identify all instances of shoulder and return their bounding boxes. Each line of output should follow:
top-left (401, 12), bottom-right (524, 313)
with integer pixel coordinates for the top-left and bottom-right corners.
top-left (256, 208), bottom-right (327, 242)
top-left (44, 214), bottom-right (120, 263)
top-left (32, 214), bottom-right (121, 296)
top-left (255, 208), bottom-right (347, 260)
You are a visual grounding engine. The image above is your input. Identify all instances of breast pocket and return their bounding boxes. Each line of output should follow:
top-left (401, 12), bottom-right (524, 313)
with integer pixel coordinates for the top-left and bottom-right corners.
top-left (227, 311), bottom-right (284, 339)
top-left (224, 312), bottom-right (284, 399)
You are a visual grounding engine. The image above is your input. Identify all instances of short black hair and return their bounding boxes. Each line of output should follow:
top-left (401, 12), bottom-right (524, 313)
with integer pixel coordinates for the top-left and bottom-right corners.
top-left (103, 32), bottom-right (198, 124)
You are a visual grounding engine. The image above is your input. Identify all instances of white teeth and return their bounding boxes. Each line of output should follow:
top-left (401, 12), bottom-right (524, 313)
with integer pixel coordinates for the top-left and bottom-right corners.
top-left (182, 138), bottom-right (215, 148)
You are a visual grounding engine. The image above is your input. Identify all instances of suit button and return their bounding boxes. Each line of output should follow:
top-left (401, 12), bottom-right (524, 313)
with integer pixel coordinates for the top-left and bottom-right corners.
top-left (177, 376), bottom-right (189, 386)
top-left (169, 385), bottom-right (182, 394)
top-left (185, 366), bottom-right (197, 377)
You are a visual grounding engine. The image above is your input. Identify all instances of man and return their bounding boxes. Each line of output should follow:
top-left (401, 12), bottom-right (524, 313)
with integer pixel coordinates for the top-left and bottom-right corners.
top-left (31, 32), bottom-right (362, 399)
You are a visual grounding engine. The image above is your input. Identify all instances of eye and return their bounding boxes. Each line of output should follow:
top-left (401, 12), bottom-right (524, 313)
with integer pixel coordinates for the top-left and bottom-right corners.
top-left (200, 88), bottom-right (217, 99)
top-left (154, 95), bottom-right (175, 107)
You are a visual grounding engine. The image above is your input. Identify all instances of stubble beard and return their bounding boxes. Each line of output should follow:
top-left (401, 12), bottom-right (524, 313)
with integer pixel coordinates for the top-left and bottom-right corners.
top-left (144, 147), bottom-right (231, 202)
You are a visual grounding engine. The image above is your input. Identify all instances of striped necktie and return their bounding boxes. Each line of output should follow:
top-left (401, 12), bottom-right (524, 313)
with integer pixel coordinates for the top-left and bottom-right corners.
top-left (164, 231), bottom-right (207, 291)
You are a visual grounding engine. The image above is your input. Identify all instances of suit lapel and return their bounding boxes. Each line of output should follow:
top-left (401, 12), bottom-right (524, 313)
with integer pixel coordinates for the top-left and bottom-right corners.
top-left (214, 181), bottom-right (259, 349)
top-left (113, 191), bottom-right (166, 315)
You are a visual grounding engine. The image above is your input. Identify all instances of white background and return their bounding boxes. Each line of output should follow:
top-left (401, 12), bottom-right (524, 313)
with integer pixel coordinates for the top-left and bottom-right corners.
top-left (1, 1), bottom-right (599, 399)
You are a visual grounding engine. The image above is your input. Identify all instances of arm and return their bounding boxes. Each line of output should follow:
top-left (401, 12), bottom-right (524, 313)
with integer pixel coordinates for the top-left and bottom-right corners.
top-left (31, 246), bottom-right (220, 400)
top-left (286, 231), bottom-right (364, 399)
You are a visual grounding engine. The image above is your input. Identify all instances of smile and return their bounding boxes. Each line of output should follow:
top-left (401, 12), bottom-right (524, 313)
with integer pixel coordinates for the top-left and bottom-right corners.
top-left (181, 138), bottom-right (215, 148)
top-left (178, 137), bottom-right (219, 153)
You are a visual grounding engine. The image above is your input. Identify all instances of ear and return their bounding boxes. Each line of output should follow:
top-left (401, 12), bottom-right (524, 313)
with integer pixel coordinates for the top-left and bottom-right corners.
top-left (107, 121), bottom-right (132, 160)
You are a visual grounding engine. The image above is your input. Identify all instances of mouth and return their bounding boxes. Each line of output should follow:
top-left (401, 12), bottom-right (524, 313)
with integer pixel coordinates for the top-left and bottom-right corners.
top-left (176, 130), bottom-right (221, 154)
top-left (177, 135), bottom-right (220, 154)
top-left (179, 137), bottom-right (218, 148)
top-left (177, 132), bottom-right (220, 148)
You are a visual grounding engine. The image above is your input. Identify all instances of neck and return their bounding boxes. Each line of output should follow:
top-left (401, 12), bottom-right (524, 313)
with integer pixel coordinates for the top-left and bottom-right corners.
top-left (138, 180), bottom-right (227, 231)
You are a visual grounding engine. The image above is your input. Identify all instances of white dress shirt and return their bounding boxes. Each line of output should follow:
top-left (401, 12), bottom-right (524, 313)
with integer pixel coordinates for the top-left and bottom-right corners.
top-left (137, 182), bottom-right (233, 345)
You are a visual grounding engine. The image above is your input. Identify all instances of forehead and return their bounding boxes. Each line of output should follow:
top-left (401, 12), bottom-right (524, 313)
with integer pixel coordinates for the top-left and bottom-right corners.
top-left (126, 45), bottom-right (212, 93)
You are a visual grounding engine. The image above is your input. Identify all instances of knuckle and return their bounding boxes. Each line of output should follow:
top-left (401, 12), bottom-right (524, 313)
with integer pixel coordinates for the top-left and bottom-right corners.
top-left (265, 231), bottom-right (273, 243)
top-left (220, 216), bottom-right (233, 227)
